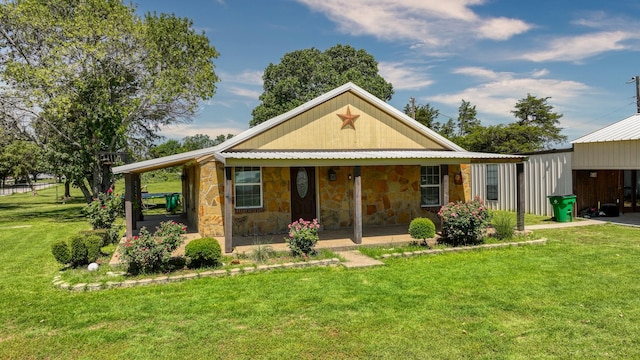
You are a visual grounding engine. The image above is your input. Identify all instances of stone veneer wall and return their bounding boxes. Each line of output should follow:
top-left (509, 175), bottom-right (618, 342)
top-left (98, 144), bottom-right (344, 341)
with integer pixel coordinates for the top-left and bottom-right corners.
top-left (318, 165), bottom-right (441, 229)
top-left (197, 161), bottom-right (225, 237)
top-left (232, 167), bottom-right (290, 236)
top-left (447, 164), bottom-right (471, 203)
top-left (197, 164), bottom-right (291, 237)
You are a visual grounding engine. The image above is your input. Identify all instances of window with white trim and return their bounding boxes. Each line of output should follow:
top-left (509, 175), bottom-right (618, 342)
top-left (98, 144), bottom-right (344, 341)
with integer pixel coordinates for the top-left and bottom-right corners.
top-left (486, 164), bottom-right (498, 201)
top-left (420, 165), bottom-right (441, 206)
top-left (234, 167), bottom-right (262, 208)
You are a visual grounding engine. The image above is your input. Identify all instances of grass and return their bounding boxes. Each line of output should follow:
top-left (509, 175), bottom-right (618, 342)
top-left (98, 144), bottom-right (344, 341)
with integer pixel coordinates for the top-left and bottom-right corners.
top-left (1, 186), bottom-right (640, 358)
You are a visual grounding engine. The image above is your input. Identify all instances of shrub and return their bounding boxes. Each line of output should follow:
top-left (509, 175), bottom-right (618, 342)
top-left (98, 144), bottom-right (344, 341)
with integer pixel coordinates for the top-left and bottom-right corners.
top-left (85, 235), bottom-right (103, 263)
top-left (70, 235), bottom-right (89, 267)
top-left (408, 217), bottom-right (436, 246)
top-left (118, 221), bottom-right (186, 274)
top-left (51, 240), bottom-right (71, 265)
top-left (185, 237), bottom-right (222, 268)
top-left (438, 197), bottom-right (491, 246)
top-left (83, 189), bottom-right (122, 230)
top-left (492, 211), bottom-right (516, 240)
top-left (286, 218), bottom-right (320, 256)
top-left (250, 240), bottom-right (276, 264)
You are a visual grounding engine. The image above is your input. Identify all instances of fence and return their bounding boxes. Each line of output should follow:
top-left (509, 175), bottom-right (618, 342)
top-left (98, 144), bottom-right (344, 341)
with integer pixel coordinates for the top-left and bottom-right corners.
top-left (0, 182), bottom-right (58, 196)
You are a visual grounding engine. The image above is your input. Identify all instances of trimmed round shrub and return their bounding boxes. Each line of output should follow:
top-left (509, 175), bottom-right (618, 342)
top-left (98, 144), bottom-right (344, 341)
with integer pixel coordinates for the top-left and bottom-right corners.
top-left (70, 235), bottom-right (89, 267)
top-left (51, 240), bottom-right (71, 265)
top-left (85, 235), bottom-right (103, 263)
top-left (185, 237), bottom-right (222, 268)
top-left (409, 217), bottom-right (436, 244)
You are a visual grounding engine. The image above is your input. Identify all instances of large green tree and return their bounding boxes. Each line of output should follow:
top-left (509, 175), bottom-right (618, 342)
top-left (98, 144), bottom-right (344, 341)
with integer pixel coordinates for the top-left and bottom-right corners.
top-left (251, 44), bottom-right (393, 126)
top-left (461, 95), bottom-right (566, 153)
top-left (0, 0), bottom-right (219, 202)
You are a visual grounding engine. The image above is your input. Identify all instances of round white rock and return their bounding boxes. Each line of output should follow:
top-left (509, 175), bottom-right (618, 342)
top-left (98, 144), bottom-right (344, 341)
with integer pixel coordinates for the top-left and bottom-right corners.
top-left (87, 262), bottom-right (99, 272)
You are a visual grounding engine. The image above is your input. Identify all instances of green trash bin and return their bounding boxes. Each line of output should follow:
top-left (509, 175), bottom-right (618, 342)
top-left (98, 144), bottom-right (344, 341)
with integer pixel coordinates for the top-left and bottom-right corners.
top-left (547, 195), bottom-right (576, 222)
top-left (165, 193), bottom-right (180, 213)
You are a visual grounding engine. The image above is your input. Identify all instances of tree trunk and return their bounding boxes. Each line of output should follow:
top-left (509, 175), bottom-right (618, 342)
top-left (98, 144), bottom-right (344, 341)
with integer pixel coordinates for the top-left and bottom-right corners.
top-left (64, 180), bottom-right (71, 198)
top-left (26, 177), bottom-right (37, 196)
top-left (78, 181), bottom-right (93, 203)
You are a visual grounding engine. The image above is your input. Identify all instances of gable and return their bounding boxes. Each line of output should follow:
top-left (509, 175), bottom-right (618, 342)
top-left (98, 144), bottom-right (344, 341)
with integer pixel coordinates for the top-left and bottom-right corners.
top-left (230, 92), bottom-right (447, 151)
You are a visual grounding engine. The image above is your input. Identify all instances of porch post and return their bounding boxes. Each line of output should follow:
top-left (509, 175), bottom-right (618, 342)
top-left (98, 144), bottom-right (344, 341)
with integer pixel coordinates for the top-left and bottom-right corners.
top-left (133, 174), bottom-right (143, 221)
top-left (124, 173), bottom-right (136, 238)
top-left (442, 165), bottom-right (449, 204)
top-left (353, 166), bottom-right (362, 244)
top-left (224, 167), bottom-right (233, 253)
top-left (516, 162), bottom-right (525, 231)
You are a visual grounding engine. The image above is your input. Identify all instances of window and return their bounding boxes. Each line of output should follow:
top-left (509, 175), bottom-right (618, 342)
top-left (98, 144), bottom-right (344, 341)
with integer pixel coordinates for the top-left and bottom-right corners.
top-left (420, 166), bottom-right (441, 206)
top-left (486, 164), bottom-right (498, 201)
top-left (234, 167), bottom-right (262, 208)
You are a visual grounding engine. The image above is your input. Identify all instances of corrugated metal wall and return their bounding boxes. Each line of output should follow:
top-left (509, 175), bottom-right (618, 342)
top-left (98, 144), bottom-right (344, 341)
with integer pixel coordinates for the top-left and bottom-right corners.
top-left (471, 151), bottom-right (572, 216)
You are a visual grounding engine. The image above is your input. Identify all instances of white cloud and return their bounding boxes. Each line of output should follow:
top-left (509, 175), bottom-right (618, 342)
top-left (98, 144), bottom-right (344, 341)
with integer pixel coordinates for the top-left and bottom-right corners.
top-left (476, 17), bottom-right (532, 40)
top-left (518, 31), bottom-right (634, 62)
top-left (378, 61), bottom-right (434, 90)
top-left (227, 86), bottom-right (261, 99)
top-left (295, 0), bottom-right (532, 49)
top-left (453, 67), bottom-right (506, 80)
top-left (160, 123), bottom-right (245, 140)
top-left (431, 69), bottom-right (590, 123)
top-left (219, 70), bottom-right (263, 85)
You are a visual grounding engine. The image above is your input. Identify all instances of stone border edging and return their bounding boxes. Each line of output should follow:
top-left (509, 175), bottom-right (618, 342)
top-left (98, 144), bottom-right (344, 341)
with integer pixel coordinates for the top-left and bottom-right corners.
top-left (53, 258), bottom-right (341, 292)
top-left (376, 238), bottom-right (547, 260)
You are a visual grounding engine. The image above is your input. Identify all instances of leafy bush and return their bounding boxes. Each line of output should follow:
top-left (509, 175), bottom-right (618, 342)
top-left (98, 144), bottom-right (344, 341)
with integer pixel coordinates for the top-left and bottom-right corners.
top-left (409, 217), bottom-right (436, 245)
top-left (118, 221), bottom-right (186, 274)
top-left (286, 218), bottom-right (320, 256)
top-left (185, 237), bottom-right (222, 268)
top-left (70, 235), bottom-right (89, 267)
top-left (492, 211), bottom-right (516, 240)
top-left (85, 235), bottom-right (103, 263)
top-left (51, 240), bottom-right (71, 265)
top-left (438, 197), bottom-right (491, 246)
top-left (83, 189), bottom-right (122, 230)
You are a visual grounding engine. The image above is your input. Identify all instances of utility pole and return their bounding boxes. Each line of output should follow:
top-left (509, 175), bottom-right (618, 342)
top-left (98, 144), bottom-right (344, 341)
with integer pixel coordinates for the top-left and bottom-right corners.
top-left (628, 76), bottom-right (640, 113)
top-left (409, 96), bottom-right (416, 119)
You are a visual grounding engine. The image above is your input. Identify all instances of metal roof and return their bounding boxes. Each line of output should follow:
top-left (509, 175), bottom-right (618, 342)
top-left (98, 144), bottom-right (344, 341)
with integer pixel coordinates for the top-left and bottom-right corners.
top-left (112, 146), bottom-right (218, 174)
top-left (572, 113), bottom-right (640, 144)
top-left (217, 150), bottom-right (525, 161)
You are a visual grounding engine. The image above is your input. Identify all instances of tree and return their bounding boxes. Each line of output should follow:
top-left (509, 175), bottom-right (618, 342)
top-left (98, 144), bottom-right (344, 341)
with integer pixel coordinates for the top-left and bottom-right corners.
top-left (510, 94), bottom-right (566, 149)
top-left (149, 139), bottom-right (182, 159)
top-left (0, 0), bottom-right (219, 202)
top-left (251, 44), bottom-right (393, 126)
top-left (461, 95), bottom-right (566, 154)
top-left (181, 134), bottom-right (216, 152)
top-left (404, 103), bottom-right (440, 129)
top-left (457, 100), bottom-right (481, 137)
top-left (4, 140), bottom-right (44, 195)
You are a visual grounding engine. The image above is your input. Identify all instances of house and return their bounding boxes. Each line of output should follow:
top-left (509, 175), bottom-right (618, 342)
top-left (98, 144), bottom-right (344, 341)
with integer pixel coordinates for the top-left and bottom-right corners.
top-left (471, 149), bottom-right (573, 217)
top-left (113, 83), bottom-right (526, 252)
top-left (571, 113), bottom-right (640, 214)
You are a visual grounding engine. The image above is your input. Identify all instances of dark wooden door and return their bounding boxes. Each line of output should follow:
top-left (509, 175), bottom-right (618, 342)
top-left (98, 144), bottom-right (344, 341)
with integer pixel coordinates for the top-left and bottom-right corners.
top-left (291, 167), bottom-right (316, 222)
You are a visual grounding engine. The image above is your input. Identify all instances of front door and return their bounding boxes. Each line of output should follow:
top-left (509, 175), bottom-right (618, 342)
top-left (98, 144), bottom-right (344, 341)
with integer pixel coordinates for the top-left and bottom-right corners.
top-left (291, 167), bottom-right (316, 222)
top-left (623, 170), bottom-right (640, 212)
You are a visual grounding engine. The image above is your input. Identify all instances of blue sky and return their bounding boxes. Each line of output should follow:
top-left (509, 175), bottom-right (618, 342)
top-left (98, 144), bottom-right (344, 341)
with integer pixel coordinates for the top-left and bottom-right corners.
top-left (135, 0), bottom-right (640, 146)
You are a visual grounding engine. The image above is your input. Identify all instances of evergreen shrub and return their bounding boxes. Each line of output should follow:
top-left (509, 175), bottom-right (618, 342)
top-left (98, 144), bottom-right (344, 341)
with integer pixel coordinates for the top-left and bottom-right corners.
top-left (185, 237), bottom-right (222, 268)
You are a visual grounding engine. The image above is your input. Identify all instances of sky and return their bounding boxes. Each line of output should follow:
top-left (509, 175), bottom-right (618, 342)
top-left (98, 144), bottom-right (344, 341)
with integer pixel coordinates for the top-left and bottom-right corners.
top-left (134, 0), bottom-right (640, 147)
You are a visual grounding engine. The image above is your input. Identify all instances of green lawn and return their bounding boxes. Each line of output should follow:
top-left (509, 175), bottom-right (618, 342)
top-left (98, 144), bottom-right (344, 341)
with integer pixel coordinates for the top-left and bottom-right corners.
top-left (1, 186), bottom-right (640, 359)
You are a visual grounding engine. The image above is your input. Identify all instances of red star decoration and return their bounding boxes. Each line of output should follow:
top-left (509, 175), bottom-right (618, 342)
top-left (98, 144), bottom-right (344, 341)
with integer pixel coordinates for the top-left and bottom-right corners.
top-left (337, 106), bottom-right (360, 129)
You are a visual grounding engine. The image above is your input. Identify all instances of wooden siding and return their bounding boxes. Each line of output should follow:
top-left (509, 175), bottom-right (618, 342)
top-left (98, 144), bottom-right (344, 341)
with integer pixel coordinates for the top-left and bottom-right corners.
top-left (472, 151), bottom-right (572, 216)
top-left (231, 92), bottom-right (445, 151)
top-left (573, 170), bottom-right (622, 212)
top-left (573, 141), bottom-right (640, 170)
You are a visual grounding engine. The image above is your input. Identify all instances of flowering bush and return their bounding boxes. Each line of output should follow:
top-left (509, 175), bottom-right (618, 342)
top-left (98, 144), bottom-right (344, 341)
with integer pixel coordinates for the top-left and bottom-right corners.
top-left (286, 218), bottom-right (320, 257)
top-left (119, 221), bottom-right (186, 274)
top-left (84, 188), bottom-right (122, 231)
top-left (438, 197), bottom-right (491, 246)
